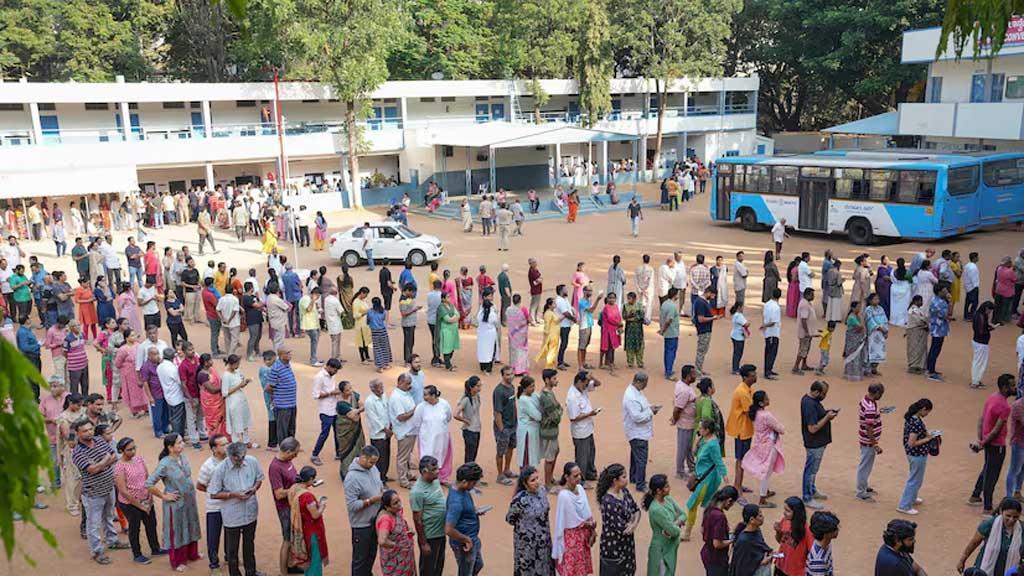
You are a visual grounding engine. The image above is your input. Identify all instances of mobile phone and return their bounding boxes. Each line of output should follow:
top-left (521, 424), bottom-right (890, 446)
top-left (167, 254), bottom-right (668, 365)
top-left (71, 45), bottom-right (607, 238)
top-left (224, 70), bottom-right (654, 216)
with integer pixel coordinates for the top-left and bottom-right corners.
top-left (831, 408), bottom-right (841, 414)
top-left (312, 479), bottom-right (325, 488)
top-left (476, 505), bottom-right (494, 515)
top-left (319, 496), bottom-right (327, 502)
top-left (593, 407), bottom-right (603, 414)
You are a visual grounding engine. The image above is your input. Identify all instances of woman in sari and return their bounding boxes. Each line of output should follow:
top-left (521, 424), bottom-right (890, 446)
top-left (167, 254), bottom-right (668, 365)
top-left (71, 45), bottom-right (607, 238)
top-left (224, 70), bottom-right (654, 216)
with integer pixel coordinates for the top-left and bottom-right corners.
top-left (535, 298), bottom-right (560, 369)
top-left (376, 490), bottom-right (416, 576)
top-left (336, 264), bottom-right (355, 329)
top-left (842, 301), bottom-right (869, 381)
top-left (198, 353), bottom-right (227, 438)
top-left (262, 217), bottom-right (279, 255)
top-left (335, 380), bottom-right (366, 478)
top-left (312, 211), bottom-right (328, 251)
top-left (222, 354), bottom-right (256, 447)
top-left (567, 190), bottom-right (580, 223)
top-left (683, 418), bottom-right (728, 540)
top-left (116, 331), bottom-right (149, 417)
top-left (352, 287), bottom-right (372, 364)
top-left (623, 291), bottom-right (646, 369)
top-left (461, 200), bottom-right (473, 232)
top-left (785, 257), bottom-right (801, 318)
top-left (825, 260), bottom-right (845, 326)
top-left (864, 293), bottom-right (888, 376)
top-left (115, 281), bottom-right (142, 334)
top-left (950, 251), bottom-right (964, 306)
top-left (145, 433), bottom-right (202, 571)
top-left (516, 377), bottom-right (542, 470)
top-left (889, 258), bottom-right (912, 327)
top-left (905, 295), bottom-right (929, 374)
top-left (571, 262), bottom-right (589, 316)
top-left (94, 275), bottom-right (116, 326)
top-left (94, 318), bottom-right (117, 404)
top-left (457, 267), bottom-right (474, 329)
top-left (599, 293), bottom-right (623, 373)
top-left (912, 261), bottom-right (937, 313)
top-left (875, 255), bottom-right (893, 320)
top-left (506, 294), bottom-right (531, 376)
top-left (289, 466), bottom-right (328, 575)
top-left (415, 385), bottom-right (454, 484)
top-left (436, 291), bottom-right (460, 371)
top-left (762, 251), bottom-right (780, 304)
top-left (851, 255), bottom-right (873, 305)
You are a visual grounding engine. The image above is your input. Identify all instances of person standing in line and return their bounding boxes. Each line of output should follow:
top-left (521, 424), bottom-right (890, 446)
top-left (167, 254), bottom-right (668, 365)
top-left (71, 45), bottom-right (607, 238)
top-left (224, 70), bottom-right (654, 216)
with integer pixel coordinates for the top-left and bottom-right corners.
top-left (364, 378), bottom-right (392, 483)
top-left (874, 519), bottom-right (926, 576)
top-left (566, 371), bottom-right (601, 489)
top-left (344, 446), bottom-right (385, 576)
top-left (454, 377), bottom-right (483, 468)
top-left (800, 381), bottom-right (837, 510)
top-left (794, 288), bottom-right (819, 375)
top-left (733, 251), bottom-right (748, 306)
top-left (505, 465), bottom-right (554, 576)
top-left (760, 287), bottom-right (782, 380)
top-left (309, 358), bottom-right (342, 466)
top-left (635, 254), bottom-right (656, 324)
top-left (269, 438), bottom-right (302, 576)
top-left (726, 365), bottom-right (757, 500)
top-left (688, 254), bottom-right (711, 315)
top-left (498, 263), bottom-right (512, 326)
top-left (772, 498), bottom-right (813, 576)
top-left (1008, 385), bottom-right (1024, 500)
top-left (425, 280), bottom-right (443, 367)
top-left (201, 277), bottom-right (224, 358)
top-left (145, 434), bottom-right (202, 571)
top-left (596, 464), bottom-right (640, 574)
top-left (554, 284), bottom-right (576, 370)
top-left (552, 462), bottom-right (596, 576)
top-left (730, 302), bottom-right (750, 375)
top-left (538, 369), bottom-right (564, 492)
top-left (623, 372), bottom-right (660, 493)
top-left (323, 286), bottom-right (344, 361)
top-left (771, 218), bottom-right (789, 260)
top-left (195, 434), bottom-right (229, 574)
top-left (446, 462), bottom-right (486, 576)
top-left (971, 301), bottom-right (998, 389)
top-left (762, 251), bottom-right (781, 306)
top-left (527, 258), bottom-right (543, 325)
top-left (806, 511), bottom-right (840, 576)
top-left (897, 398), bottom-right (935, 516)
top-left (699, 486), bottom-right (740, 576)
top-left (398, 284), bottom-right (421, 366)
top-left (606, 255), bottom-right (626, 311)
top-left (412, 456), bottom-right (448, 576)
top-left (659, 287), bottom-right (680, 380)
top-left (495, 202), bottom-right (513, 251)
top-left (217, 282), bottom-right (242, 359)
top-left (196, 207), bottom-right (217, 255)
top-left (627, 196), bottom-right (643, 237)
top-left (298, 287), bottom-right (322, 367)
top-left (208, 441), bottom-right (262, 576)
top-left (157, 348), bottom-right (187, 438)
top-left (742, 390), bottom-right (786, 509)
top-left (925, 283), bottom-right (952, 382)
top-left (73, 419), bottom-right (130, 565)
top-left (856, 383), bottom-right (887, 502)
top-left (672, 252), bottom-right (688, 316)
top-left (389, 373), bottom-right (418, 488)
top-left (576, 285), bottom-right (601, 371)
top-left (266, 348), bottom-right (298, 442)
top-left (964, 252), bottom-right (981, 320)
top-left (969, 374), bottom-right (1016, 513)
top-left (692, 286), bottom-right (719, 375)
top-left (265, 285), bottom-right (290, 353)
top-left (493, 366), bottom-right (518, 486)
top-left (670, 365), bottom-right (698, 479)
top-left (658, 258), bottom-right (676, 306)
top-left (511, 198), bottom-right (525, 236)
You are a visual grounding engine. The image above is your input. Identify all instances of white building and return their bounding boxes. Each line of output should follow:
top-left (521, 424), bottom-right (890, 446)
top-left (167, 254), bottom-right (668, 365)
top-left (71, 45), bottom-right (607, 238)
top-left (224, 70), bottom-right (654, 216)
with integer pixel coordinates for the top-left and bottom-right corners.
top-left (827, 20), bottom-right (1024, 152)
top-left (0, 75), bottom-right (769, 207)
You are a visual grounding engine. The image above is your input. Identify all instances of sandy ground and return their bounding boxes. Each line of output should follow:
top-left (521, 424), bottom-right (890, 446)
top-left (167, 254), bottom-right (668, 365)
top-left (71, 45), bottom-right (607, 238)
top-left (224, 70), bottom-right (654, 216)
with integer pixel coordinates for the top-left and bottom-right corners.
top-left (6, 188), bottom-right (1017, 575)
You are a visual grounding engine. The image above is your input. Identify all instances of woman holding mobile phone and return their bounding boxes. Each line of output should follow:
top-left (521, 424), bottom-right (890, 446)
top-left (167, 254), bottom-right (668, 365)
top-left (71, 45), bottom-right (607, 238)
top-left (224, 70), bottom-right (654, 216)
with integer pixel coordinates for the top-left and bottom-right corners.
top-left (291, 466), bottom-right (329, 572)
top-left (729, 503), bottom-right (773, 576)
top-left (897, 398), bottom-right (934, 515)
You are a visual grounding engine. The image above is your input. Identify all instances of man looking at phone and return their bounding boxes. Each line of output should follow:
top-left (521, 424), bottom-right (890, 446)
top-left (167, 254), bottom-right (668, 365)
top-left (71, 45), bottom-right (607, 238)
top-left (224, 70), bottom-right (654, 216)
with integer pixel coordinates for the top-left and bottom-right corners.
top-left (567, 371), bottom-right (601, 489)
top-left (196, 434), bottom-right (229, 573)
top-left (210, 442), bottom-right (264, 576)
top-left (801, 381), bottom-right (836, 510)
top-left (623, 371), bottom-right (661, 493)
top-left (269, 437), bottom-right (301, 576)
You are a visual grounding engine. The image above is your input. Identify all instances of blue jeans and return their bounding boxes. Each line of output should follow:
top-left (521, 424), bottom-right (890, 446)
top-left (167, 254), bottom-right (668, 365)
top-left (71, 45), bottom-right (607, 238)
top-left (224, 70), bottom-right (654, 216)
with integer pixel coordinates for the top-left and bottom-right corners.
top-left (1007, 445), bottom-right (1024, 498)
top-left (802, 446), bottom-right (826, 502)
top-left (128, 266), bottom-right (144, 289)
top-left (898, 455), bottom-right (928, 510)
top-left (313, 414), bottom-right (337, 457)
top-left (366, 249), bottom-right (375, 271)
top-left (150, 398), bottom-right (168, 437)
top-left (663, 337), bottom-right (679, 378)
top-left (450, 536), bottom-right (484, 576)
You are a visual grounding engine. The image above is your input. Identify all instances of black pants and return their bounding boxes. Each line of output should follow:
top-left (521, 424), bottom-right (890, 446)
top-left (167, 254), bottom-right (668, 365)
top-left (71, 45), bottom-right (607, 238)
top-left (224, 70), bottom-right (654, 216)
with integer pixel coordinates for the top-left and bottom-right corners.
top-left (351, 526), bottom-right (378, 576)
top-left (224, 520), bottom-right (257, 576)
top-left (419, 536), bottom-right (447, 576)
top-left (403, 326), bottom-right (415, 364)
top-left (168, 401), bottom-right (186, 437)
top-left (443, 352), bottom-right (454, 370)
top-left (371, 438), bottom-right (391, 480)
top-left (628, 438), bottom-right (648, 489)
top-left (731, 338), bottom-right (744, 373)
top-left (557, 326), bottom-right (571, 365)
top-left (144, 313), bottom-right (161, 329)
top-left (965, 287), bottom-right (979, 320)
top-left (463, 429), bottom-right (480, 464)
top-left (299, 226), bottom-right (310, 247)
top-left (428, 323), bottom-right (441, 364)
top-left (275, 407), bottom-right (296, 443)
top-left (926, 335), bottom-right (944, 374)
top-left (117, 502), bottom-right (160, 558)
top-left (764, 336), bottom-right (779, 374)
top-left (168, 322), bottom-right (189, 348)
top-left (574, 435), bottom-right (597, 481)
top-left (973, 444), bottom-right (1007, 510)
top-left (206, 511), bottom-right (223, 569)
top-left (267, 418), bottom-right (278, 448)
top-left (359, 346), bottom-right (370, 363)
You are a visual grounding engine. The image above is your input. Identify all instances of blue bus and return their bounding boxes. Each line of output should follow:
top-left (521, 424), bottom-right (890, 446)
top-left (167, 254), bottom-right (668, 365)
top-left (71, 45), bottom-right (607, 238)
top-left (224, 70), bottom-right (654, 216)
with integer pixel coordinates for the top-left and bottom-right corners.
top-left (709, 150), bottom-right (1024, 244)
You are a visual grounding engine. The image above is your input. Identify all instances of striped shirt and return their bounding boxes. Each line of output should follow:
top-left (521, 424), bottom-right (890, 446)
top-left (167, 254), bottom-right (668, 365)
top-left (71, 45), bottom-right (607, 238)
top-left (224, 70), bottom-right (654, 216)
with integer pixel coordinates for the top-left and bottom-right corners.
top-left (64, 332), bottom-right (88, 371)
top-left (114, 456), bottom-right (151, 505)
top-left (858, 396), bottom-right (881, 447)
top-left (72, 437), bottom-right (116, 498)
top-left (805, 541), bottom-right (833, 576)
top-left (270, 360), bottom-right (297, 409)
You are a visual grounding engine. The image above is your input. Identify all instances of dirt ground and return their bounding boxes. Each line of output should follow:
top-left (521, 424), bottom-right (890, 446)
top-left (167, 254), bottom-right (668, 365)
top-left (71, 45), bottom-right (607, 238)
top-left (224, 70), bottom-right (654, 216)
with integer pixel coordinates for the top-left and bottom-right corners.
top-left (7, 188), bottom-right (1017, 575)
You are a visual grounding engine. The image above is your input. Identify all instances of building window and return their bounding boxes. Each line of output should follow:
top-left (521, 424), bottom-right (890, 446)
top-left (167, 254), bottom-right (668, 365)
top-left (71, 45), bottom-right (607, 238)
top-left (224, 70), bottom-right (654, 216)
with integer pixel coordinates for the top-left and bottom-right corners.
top-left (128, 102), bottom-right (139, 110)
top-left (419, 97), bottom-right (435, 103)
top-left (190, 101), bottom-right (201, 109)
top-left (992, 73), bottom-right (1006, 102)
top-left (236, 100), bottom-right (256, 107)
top-left (971, 74), bottom-right (987, 103)
top-left (84, 102), bottom-right (110, 110)
top-left (38, 102), bottom-right (56, 111)
top-left (441, 97), bottom-right (456, 102)
top-left (928, 77), bottom-right (943, 103)
top-left (301, 99), bottom-right (319, 103)
top-left (0, 103), bottom-right (24, 111)
top-left (162, 102), bottom-right (185, 109)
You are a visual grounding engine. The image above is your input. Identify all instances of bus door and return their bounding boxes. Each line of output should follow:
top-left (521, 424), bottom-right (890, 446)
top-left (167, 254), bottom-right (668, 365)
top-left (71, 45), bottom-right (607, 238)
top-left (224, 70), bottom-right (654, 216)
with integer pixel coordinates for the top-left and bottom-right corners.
top-left (941, 165), bottom-right (980, 232)
top-left (715, 165), bottom-right (732, 220)
top-left (980, 158), bottom-right (1024, 225)
top-left (798, 178), bottom-right (830, 231)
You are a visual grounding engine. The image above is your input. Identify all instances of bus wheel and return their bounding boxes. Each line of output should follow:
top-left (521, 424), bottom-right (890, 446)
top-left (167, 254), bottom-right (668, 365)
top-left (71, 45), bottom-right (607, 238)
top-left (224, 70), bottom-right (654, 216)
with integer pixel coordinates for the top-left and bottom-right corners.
top-left (738, 209), bottom-right (758, 231)
top-left (847, 218), bottom-right (875, 245)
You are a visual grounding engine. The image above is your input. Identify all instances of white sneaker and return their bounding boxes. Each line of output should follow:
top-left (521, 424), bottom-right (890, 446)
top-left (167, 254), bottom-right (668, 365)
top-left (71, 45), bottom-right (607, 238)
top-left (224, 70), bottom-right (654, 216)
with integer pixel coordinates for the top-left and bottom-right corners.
top-left (914, 497), bottom-right (923, 504)
top-left (897, 507), bottom-right (919, 515)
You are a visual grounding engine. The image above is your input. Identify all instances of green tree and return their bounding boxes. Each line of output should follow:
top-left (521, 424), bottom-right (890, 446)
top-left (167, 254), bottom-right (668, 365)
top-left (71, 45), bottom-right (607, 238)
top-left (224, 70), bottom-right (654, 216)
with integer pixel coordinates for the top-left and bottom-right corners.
top-left (293, 0), bottom-right (407, 207)
top-left (388, 0), bottom-right (494, 81)
top-left (574, 0), bottom-right (613, 126)
top-left (940, 0), bottom-right (1021, 58)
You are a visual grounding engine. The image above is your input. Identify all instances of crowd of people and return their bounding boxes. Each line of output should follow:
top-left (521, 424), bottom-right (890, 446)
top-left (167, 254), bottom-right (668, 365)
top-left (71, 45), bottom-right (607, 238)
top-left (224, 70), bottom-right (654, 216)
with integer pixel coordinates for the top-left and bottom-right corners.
top-left (10, 189), bottom-right (1024, 576)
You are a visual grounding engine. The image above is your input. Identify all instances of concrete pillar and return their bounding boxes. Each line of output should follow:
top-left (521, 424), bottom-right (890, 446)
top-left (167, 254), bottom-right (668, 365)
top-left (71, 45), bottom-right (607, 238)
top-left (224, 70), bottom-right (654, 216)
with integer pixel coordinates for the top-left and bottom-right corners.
top-left (28, 102), bottom-right (43, 145)
top-left (489, 147), bottom-right (497, 192)
top-left (601, 140), bottom-right (608, 184)
top-left (682, 132), bottom-right (688, 161)
top-left (399, 97), bottom-right (408, 128)
top-left (465, 147), bottom-right (472, 196)
top-left (202, 101), bottom-right (212, 138)
top-left (639, 137), bottom-right (647, 180)
top-left (205, 162), bottom-right (215, 191)
top-left (555, 142), bottom-right (562, 187)
top-left (119, 102), bottom-right (132, 141)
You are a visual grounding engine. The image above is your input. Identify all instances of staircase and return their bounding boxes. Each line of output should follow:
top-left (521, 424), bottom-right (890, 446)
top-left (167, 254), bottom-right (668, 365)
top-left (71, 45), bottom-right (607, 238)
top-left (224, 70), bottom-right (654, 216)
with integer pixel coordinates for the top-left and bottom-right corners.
top-left (508, 78), bottom-right (522, 123)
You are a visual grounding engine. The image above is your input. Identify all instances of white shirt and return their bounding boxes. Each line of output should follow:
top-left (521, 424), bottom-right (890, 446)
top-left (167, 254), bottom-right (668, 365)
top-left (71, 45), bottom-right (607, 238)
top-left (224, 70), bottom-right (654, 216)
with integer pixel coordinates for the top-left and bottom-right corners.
top-left (135, 338), bottom-right (168, 371)
top-left (566, 384), bottom-right (595, 439)
top-left (771, 221), bottom-right (786, 243)
top-left (733, 261), bottom-right (748, 292)
top-left (731, 312), bottom-right (748, 341)
top-left (0, 267), bottom-right (10, 293)
top-left (1, 244), bottom-right (22, 268)
top-left (138, 286), bottom-right (159, 315)
top-left (217, 293), bottom-right (241, 328)
top-left (311, 368), bottom-right (336, 416)
top-left (157, 359), bottom-right (184, 406)
top-left (100, 242), bottom-right (119, 269)
top-left (323, 294), bottom-right (344, 335)
top-left (1017, 334), bottom-right (1024, 368)
top-left (622, 384), bottom-right (654, 441)
top-left (388, 387), bottom-right (418, 439)
top-left (555, 296), bottom-right (575, 328)
top-left (365, 393), bottom-right (390, 440)
top-left (658, 264), bottom-right (675, 297)
top-left (762, 300), bottom-right (781, 338)
top-left (964, 262), bottom-right (980, 292)
top-left (673, 262), bottom-right (687, 289)
top-left (798, 260), bottom-right (813, 292)
top-left (197, 456), bottom-right (226, 512)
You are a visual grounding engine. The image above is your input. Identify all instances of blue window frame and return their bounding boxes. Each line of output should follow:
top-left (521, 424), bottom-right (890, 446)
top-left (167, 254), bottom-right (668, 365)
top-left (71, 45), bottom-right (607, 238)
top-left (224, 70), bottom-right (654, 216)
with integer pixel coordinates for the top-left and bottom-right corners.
top-left (40, 115), bottom-right (60, 144)
top-left (928, 77), bottom-right (943, 103)
top-left (971, 74), bottom-right (987, 102)
top-left (475, 103), bottom-right (489, 123)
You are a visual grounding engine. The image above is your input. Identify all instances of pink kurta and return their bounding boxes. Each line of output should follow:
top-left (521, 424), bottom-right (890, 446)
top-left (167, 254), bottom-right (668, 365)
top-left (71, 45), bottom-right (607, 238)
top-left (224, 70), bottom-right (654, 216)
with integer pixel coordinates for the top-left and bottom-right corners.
top-left (741, 409), bottom-right (786, 479)
top-left (116, 291), bottom-right (142, 334)
top-left (115, 344), bottom-right (148, 414)
top-left (571, 271), bottom-right (589, 315)
top-left (599, 304), bottom-right (622, 352)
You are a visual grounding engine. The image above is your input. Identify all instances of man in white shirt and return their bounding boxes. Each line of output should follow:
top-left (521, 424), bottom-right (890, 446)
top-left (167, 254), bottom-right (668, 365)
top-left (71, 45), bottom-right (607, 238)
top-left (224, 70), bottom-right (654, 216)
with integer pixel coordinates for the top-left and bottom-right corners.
top-left (364, 378), bottom-right (391, 481)
top-left (658, 258), bottom-right (676, 304)
top-left (733, 251), bottom-right (749, 305)
top-left (761, 287), bottom-right (783, 379)
top-left (566, 371), bottom-right (601, 487)
top-left (216, 288), bottom-right (241, 357)
top-left (388, 373), bottom-right (419, 488)
top-left (157, 348), bottom-right (187, 437)
top-left (310, 358), bottom-right (342, 466)
top-left (99, 236), bottom-right (122, 287)
top-left (323, 287), bottom-right (345, 360)
top-left (196, 434), bottom-right (229, 570)
top-left (2, 235), bottom-right (25, 269)
top-left (554, 285), bottom-right (576, 369)
top-left (771, 218), bottom-right (789, 260)
top-left (798, 252), bottom-right (814, 293)
top-left (964, 251), bottom-right (981, 320)
top-left (135, 325), bottom-right (169, 371)
top-left (622, 372), bottom-right (661, 492)
top-left (138, 277), bottom-right (161, 329)
top-left (673, 252), bottom-right (688, 313)
top-left (296, 205), bottom-right (311, 248)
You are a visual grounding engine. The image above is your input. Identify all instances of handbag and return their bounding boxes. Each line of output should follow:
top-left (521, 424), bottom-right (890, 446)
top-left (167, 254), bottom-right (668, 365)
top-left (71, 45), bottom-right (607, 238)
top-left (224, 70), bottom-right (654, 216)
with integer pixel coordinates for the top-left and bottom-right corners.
top-left (687, 465), bottom-right (713, 492)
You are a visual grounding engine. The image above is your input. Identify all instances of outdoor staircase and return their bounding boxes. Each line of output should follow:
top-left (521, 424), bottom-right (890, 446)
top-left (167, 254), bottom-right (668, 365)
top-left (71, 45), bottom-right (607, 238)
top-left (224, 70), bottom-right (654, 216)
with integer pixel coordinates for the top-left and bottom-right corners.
top-left (508, 78), bottom-right (522, 123)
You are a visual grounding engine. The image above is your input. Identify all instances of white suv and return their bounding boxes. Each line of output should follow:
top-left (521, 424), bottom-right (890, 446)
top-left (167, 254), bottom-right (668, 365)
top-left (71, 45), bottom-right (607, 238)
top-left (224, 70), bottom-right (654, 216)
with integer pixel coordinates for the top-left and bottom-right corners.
top-left (329, 221), bottom-right (443, 267)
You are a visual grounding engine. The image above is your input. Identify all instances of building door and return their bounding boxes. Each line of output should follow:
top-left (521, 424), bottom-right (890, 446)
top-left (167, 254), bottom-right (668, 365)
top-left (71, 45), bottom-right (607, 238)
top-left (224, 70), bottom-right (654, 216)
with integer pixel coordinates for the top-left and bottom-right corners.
top-left (40, 115), bottom-right (60, 144)
top-left (191, 112), bottom-right (205, 137)
top-left (475, 104), bottom-right (489, 123)
top-left (169, 180), bottom-right (187, 193)
top-left (798, 179), bottom-right (829, 231)
top-left (490, 103), bottom-right (505, 121)
top-left (715, 173), bottom-right (732, 220)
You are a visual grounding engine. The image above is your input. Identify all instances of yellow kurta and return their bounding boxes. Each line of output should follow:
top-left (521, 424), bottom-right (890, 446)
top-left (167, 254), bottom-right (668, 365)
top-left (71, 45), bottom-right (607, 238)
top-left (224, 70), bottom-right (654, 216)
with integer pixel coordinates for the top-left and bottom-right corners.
top-left (950, 260), bottom-right (963, 303)
top-left (352, 297), bottom-right (372, 347)
top-left (261, 228), bottom-right (278, 255)
top-left (534, 309), bottom-right (560, 368)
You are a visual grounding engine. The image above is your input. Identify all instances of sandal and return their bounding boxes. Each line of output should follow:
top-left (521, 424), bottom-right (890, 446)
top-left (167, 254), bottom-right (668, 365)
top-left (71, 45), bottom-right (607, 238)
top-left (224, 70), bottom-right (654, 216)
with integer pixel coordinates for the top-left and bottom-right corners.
top-left (310, 456), bottom-right (323, 466)
top-left (93, 554), bottom-right (112, 565)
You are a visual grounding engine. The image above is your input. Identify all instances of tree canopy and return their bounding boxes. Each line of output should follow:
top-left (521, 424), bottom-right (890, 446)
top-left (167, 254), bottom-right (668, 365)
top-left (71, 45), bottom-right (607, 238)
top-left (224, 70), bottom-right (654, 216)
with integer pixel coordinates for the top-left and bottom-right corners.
top-left (939, 0), bottom-right (1023, 58)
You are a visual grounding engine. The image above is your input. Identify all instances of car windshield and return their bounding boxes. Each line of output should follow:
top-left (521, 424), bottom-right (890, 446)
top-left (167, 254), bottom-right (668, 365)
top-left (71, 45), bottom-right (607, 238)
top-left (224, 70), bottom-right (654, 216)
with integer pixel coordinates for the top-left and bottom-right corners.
top-left (395, 224), bottom-right (421, 238)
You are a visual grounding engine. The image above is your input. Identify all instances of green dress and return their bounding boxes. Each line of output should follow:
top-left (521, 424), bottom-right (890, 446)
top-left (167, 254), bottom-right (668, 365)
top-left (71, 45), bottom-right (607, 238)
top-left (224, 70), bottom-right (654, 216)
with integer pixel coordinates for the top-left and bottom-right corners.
top-left (335, 392), bottom-right (366, 478)
top-left (437, 301), bottom-right (460, 355)
top-left (686, 437), bottom-right (728, 511)
top-left (647, 495), bottom-right (685, 575)
top-left (623, 302), bottom-right (645, 356)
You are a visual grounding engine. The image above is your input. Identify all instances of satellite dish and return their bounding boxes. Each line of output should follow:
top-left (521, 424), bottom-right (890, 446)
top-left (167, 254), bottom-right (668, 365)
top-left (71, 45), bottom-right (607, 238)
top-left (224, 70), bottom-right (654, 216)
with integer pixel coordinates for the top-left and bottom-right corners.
top-left (430, 71), bottom-right (444, 80)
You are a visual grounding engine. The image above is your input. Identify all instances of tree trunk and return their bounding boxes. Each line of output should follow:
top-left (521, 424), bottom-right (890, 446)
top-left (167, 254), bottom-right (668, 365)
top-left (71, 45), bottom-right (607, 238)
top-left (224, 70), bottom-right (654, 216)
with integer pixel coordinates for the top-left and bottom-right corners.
top-left (652, 80), bottom-right (666, 183)
top-left (534, 101), bottom-right (541, 124)
top-left (345, 101), bottom-right (362, 208)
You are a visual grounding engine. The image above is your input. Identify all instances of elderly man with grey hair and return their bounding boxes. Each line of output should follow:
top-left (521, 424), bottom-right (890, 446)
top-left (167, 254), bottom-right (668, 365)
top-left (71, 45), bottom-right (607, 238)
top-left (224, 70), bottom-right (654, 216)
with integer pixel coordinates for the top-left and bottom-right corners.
top-left (622, 371), bottom-right (661, 492)
top-left (344, 444), bottom-right (384, 576)
top-left (388, 372), bottom-right (418, 488)
top-left (157, 347), bottom-right (187, 437)
top-left (210, 441), bottom-right (263, 576)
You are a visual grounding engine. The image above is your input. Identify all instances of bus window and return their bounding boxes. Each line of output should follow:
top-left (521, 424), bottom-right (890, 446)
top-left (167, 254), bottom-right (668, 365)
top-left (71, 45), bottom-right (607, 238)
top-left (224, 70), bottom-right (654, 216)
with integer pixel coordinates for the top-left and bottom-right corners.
top-left (771, 166), bottom-right (798, 195)
top-left (718, 163), bottom-right (734, 174)
top-left (948, 166), bottom-right (979, 196)
top-left (868, 170), bottom-right (896, 201)
top-left (982, 159), bottom-right (1024, 187)
top-left (733, 164), bottom-right (748, 191)
top-left (748, 166), bottom-right (770, 193)
top-left (800, 166), bottom-right (832, 179)
top-left (897, 171), bottom-right (936, 203)
top-left (834, 168), bottom-right (863, 199)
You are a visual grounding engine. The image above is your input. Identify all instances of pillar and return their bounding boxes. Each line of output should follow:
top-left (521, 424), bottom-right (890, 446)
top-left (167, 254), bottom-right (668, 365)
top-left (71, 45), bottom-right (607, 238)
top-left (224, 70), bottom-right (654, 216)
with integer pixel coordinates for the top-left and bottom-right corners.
top-left (201, 100), bottom-right (212, 138)
top-left (555, 142), bottom-right (562, 187)
top-left (399, 97), bottom-right (408, 128)
top-left (205, 162), bottom-right (215, 191)
top-left (601, 140), bottom-right (608, 184)
top-left (587, 142), bottom-right (593, 186)
top-left (28, 102), bottom-right (42, 145)
top-left (682, 132), bottom-right (688, 161)
top-left (489, 147), bottom-right (497, 192)
top-left (465, 147), bottom-right (472, 196)
top-left (119, 102), bottom-right (132, 141)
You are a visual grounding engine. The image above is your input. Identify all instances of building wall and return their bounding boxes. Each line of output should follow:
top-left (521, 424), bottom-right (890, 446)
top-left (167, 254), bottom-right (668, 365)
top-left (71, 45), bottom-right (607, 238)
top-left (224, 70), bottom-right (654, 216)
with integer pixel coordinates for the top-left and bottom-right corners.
top-left (929, 57), bottom-right (1024, 103)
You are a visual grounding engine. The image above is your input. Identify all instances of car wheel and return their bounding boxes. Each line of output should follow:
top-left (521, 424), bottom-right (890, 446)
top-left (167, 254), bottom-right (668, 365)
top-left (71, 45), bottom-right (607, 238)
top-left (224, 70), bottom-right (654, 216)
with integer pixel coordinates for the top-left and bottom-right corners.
top-left (408, 250), bottom-right (427, 266)
top-left (846, 218), bottom-right (875, 245)
top-left (342, 251), bottom-right (361, 267)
